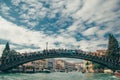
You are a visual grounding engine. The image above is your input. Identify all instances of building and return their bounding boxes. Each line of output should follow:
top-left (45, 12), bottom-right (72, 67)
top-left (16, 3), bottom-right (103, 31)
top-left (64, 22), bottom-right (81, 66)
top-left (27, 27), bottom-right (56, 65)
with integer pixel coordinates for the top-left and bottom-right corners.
top-left (17, 59), bottom-right (56, 73)
top-left (65, 62), bottom-right (76, 72)
top-left (46, 58), bottom-right (55, 72)
top-left (20, 59), bottom-right (47, 72)
top-left (84, 60), bottom-right (94, 73)
top-left (84, 49), bottom-right (107, 73)
top-left (55, 59), bottom-right (78, 72)
top-left (92, 50), bottom-right (107, 57)
top-left (55, 59), bottom-right (66, 72)
top-left (75, 62), bottom-right (86, 72)
top-left (32, 60), bottom-right (47, 71)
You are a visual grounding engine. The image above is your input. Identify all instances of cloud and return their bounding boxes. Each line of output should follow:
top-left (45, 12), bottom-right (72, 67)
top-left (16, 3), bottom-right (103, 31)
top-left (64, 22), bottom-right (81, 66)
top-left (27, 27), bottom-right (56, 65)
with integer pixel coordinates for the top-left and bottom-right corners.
top-left (82, 27), bottom-right (99, 36)
top-left (0, 3), bottom-right (10, 18)
top-left (0, 17), bottom-right (77, 55)
top-left (0, 17), bottom-right (46, 52)
top-left (0, 0), bottom-right (120, 58)
top-left (0, 16), bottom-right (106, 55)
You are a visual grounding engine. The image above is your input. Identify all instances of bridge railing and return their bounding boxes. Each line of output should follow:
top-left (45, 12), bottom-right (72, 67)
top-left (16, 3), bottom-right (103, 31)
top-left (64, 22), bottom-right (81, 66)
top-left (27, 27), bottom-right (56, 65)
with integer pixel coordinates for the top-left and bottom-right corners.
top-left (0, 49), bottom-right (120, 71)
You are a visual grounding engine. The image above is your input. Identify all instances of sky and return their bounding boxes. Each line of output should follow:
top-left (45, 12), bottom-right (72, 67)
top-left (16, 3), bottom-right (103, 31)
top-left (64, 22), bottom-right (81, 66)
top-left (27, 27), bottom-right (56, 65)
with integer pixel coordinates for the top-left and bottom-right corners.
top-left (0, 0), bottom-right (120, 60)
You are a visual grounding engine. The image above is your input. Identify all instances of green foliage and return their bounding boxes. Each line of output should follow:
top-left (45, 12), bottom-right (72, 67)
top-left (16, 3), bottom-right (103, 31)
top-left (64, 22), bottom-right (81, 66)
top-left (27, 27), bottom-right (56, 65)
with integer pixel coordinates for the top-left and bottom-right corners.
top-left (2, 42), bottom-right (20, 58)
top-left (93, 63), bottom-right (105, 69)
top-left (2, 42), bottom-right (10, 57)
top-left (5, 42), bottom-right (10, 51)
top-left (85, 61), bottom-right (90, 65)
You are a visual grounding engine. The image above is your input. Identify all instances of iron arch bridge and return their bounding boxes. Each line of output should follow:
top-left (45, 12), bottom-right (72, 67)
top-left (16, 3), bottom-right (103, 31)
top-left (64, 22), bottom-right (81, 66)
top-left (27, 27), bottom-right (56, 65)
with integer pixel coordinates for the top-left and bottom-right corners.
top-left (0, 49), bottom-right (120, 72)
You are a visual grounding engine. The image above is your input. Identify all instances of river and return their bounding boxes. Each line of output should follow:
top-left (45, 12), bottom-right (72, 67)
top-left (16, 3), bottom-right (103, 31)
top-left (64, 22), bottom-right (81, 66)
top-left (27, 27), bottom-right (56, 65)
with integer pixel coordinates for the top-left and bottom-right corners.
top-left (0, 72), bottom-right (119, 80)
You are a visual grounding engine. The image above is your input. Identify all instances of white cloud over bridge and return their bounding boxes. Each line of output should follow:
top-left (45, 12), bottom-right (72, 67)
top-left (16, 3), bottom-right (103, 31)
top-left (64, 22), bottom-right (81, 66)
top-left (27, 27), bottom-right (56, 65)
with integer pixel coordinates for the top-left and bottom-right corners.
top-left (0, 0), bottom-right (120, 57)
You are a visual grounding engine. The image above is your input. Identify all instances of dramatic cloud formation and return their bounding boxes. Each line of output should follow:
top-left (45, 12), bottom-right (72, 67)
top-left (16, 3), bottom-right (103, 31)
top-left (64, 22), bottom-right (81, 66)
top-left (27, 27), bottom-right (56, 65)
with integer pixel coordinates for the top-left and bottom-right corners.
top-left (0, 0), bottom-right (120, 58)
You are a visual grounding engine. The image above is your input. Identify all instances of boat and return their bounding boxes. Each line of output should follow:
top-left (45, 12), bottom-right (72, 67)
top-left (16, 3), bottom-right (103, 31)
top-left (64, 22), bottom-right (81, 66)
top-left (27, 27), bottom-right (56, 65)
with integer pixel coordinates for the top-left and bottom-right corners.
top-left (39, 69), bottom-right (51, 73)
top-left (114, 70), bottom-right (120, 78)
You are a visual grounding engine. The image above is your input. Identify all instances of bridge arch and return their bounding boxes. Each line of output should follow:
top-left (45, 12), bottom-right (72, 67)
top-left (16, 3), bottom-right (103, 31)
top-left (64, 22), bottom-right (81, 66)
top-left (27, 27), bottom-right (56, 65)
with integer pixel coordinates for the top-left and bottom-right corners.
top-left (0, 49), bottom-right (118, 72)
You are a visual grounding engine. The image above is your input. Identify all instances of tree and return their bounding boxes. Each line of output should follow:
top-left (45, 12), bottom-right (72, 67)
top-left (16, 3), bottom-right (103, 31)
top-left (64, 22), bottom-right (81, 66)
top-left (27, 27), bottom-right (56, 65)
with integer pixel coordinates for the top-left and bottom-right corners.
top-left (3, 42), bottom-right (10, 52)
top-left (118, 47), bottom-right (120, 56)
top-left (85, 61), bottom-right (91, 70)
top-left (107, 34), bottom-right (119, 57)
top-left (93, 63), bottom-right (105, 70)
top-left (5, 42), bottom-right (10, 51)
top-left (2, 42), bottom-right (10, 57)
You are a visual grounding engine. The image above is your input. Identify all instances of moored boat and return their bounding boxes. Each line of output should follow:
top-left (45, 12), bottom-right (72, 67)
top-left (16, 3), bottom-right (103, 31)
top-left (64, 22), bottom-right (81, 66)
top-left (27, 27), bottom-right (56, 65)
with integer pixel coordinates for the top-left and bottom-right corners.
top-left (114, 70), bottom-right (120, 78)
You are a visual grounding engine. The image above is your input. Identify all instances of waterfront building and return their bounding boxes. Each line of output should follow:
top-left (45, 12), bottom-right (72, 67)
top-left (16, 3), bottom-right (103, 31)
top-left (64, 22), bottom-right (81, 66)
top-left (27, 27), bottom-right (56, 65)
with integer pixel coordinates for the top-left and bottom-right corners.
top-left (84, 49), bottom-right (107, 73)
top-left (65, 62), bottom-right (76, 72)
top-left (75, 62), bottom-right (86, 72)
top-left (55, 59), bottom-right (66, 72)
top-left (55, 59), bottom-right (79, 72)
top-left (32, 60), bottom-right (47, 71)
top-left (22, 62), bottom-right (35, 72)
top-left (46, 59), bottom-right (56, 72)
top-left (91, 50), bottom-right (107, 57)
top-left (84, 61), bottom-right (94, 73)
top-left (21, 59), bottom-right (47, 72)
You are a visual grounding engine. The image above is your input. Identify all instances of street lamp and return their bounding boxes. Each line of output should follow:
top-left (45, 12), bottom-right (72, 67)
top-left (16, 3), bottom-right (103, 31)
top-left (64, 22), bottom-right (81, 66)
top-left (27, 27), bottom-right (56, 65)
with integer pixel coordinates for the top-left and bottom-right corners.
top-left (46, 42), bottom-right (48, 50)
top-left (77, 45), bottom-right (80, 50)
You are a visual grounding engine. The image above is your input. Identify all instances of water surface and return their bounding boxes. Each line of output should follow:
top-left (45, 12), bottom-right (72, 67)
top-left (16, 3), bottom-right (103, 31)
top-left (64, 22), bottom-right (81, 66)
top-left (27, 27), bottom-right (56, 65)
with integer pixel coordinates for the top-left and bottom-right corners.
top-left (0, 72), bottom-right (119, 80)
